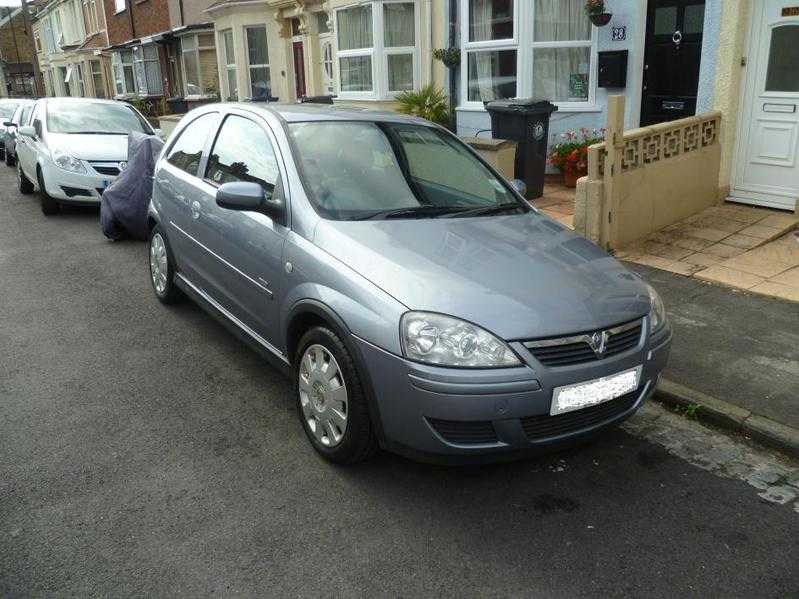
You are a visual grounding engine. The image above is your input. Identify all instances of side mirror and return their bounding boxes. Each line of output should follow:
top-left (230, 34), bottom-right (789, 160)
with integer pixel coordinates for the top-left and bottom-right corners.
top-left (18, 125), bottom-right (36, 138)
top-left (510, 178), bottom-right (527, 197)
top-left (3, 121), bottom-right (14, 128)
top-left (216, 181), bottom-right (283, 221)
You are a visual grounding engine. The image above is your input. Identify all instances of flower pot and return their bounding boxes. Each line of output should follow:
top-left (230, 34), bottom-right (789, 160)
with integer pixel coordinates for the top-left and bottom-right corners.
top-left (589, 12), bottom-right (612, 26)
top-left (562, 165), bottom-right (586, 188)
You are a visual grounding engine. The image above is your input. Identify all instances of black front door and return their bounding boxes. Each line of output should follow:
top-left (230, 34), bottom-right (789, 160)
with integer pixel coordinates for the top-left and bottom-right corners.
top-left (640, 0), bottom-right (706, 126)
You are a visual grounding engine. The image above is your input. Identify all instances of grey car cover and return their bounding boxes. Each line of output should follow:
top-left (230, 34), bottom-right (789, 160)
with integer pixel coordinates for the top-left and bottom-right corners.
top-left (100, 131), bottom-right (164, 241)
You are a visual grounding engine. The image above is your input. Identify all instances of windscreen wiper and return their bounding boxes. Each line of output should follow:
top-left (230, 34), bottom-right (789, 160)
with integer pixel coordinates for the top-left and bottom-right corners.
top-left (352, 205), bottom-right (469, 220)
top-left (443, 203), bottom-right (523, 218)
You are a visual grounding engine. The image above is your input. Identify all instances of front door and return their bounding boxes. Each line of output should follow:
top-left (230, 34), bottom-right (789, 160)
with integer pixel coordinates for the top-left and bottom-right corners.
top-left (293, 41), bottom-right (307, 99)
top-left (640, 0), bottom-right (706, 126)
top-left (730, 1), bottom-right (799, 211)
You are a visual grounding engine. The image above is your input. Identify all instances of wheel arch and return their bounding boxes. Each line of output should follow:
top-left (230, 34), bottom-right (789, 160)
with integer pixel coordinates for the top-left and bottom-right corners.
top-left (286, 299), bottom-right (387, 444)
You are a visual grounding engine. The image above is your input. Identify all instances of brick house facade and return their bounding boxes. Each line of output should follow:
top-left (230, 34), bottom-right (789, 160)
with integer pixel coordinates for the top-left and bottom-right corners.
top-left (102, 0), bottom-right (170, 46)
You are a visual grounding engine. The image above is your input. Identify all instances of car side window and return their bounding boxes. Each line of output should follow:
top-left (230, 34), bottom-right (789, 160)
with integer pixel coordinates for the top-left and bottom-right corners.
top-left (30, 105), bottom-right (42, 137)
top-left (165, 112), bottom-right (217, 176)
top-left (204, 115), bottom-right (279, 194)
top-left (19, 106), bottom-right (32, 126)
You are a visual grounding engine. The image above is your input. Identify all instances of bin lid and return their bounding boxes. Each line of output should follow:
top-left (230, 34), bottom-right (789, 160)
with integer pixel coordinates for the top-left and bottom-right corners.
top-left (485, 98), bottom-right (559, 114)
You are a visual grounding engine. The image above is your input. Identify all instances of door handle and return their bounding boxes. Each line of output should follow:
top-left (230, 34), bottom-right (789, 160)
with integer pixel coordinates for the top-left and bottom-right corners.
top-left (156, 177), bottom-right (173, 190)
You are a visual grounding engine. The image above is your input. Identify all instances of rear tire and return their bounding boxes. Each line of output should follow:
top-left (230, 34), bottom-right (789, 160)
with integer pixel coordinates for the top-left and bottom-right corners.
top-left (148, 224), bottom-right (182, 304)
top-left (37, 168), bottom-right (60, 215)
top-left (294, 326), bottom-right (378, 464)
top-left (17, 161), bottom-right (33, 194)
top-left (5, 149), bottom-right (15, 167)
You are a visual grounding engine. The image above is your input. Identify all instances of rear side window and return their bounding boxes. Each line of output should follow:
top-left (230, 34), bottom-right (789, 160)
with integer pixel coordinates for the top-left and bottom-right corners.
top-left (18, 106), bottom-right (32, 126)
top-left (165, 112), bottom-right (217, 176)
top-left (204, 114), bottom-right (279, 192)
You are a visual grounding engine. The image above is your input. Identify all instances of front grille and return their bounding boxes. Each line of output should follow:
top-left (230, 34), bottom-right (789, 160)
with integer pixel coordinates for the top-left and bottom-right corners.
top-left (93, 165), bottom-right (120, 176)
top-left (521, 389), bottom-right (640, 440)
top-left (524, 319), bottom-right (643, 367)
top-left (428, 418), bottom-right (498, 445)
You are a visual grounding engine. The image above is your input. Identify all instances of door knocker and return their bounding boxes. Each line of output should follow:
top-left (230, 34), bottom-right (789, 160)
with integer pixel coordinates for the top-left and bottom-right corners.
top-left (672, 30), bottom-right (683, 47)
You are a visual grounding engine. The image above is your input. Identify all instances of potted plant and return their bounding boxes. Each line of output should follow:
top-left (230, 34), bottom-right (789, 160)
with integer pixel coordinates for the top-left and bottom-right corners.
top-left (432, 48), bottom-right (461, 70)
top-left (549, 128), bottom-right (605, 188)
top-left (395, 84), bottom-right (450, 127)
top-left (586, 0), bottom-right (612, 26)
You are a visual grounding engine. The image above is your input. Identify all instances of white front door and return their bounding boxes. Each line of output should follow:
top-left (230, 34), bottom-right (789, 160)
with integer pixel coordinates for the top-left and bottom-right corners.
top-left (731, 1), bottom-right (799, 210)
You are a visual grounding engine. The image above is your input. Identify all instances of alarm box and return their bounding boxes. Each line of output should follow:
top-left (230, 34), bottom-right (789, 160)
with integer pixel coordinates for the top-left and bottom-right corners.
top-left (598, 50), bottom-right (628, 88)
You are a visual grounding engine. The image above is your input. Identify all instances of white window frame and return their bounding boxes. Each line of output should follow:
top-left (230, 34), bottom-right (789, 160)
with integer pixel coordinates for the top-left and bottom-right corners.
top-left (133, 44), bottom-right (162, 97)
top-left (219, 28), bottom-right (237, 101)
top-left (244, 25), bottom-right (270, 101)
top-left (334, 0), bottom-right (421, 100)
top-left (90, 59), bottom-right (105, 98)
top-left (112, 49), bottom-right (136, 97)
top-left (82, 0), bottom-right (99, 34)
top-left (459, 0), bottom-right (598, 112)
top-left (114, 0), bottom-right (126, 14)
top-left (180, 32), bottom-right (216, 98)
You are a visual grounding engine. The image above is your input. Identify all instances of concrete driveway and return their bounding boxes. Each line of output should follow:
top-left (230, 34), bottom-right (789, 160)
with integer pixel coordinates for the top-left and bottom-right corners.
top-left (1, 167), bottom-right (797, 597)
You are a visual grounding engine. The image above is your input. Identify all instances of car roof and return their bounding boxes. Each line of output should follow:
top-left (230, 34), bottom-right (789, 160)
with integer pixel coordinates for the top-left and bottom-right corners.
top-left (224, 102), bottom-right (433, 126)
top-left (39, 97), bottom-right (129, 107)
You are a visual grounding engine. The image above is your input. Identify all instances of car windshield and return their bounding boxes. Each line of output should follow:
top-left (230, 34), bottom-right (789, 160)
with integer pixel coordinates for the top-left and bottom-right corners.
top-left (0, 103), bottom-right (19, 119)
top-left (46, 102), bottom-right (152, 135)
top-left (287, 121), bottom-right (526, 220)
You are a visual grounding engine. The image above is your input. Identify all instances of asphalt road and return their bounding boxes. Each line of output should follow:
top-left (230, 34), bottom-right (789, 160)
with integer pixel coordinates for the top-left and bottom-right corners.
top-left (1, 167), bottom-right (797, 597)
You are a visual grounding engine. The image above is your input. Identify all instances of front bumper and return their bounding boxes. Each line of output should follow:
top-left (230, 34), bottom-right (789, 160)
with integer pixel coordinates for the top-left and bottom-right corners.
top-left (355, 321), bottom-right (672, 463)
top-left (40, 162), bottom-right (117, 204)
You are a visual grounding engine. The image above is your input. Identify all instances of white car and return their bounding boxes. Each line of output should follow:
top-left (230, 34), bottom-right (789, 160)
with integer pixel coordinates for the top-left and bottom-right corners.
top-left (16, 98), bottom-right (155, 215)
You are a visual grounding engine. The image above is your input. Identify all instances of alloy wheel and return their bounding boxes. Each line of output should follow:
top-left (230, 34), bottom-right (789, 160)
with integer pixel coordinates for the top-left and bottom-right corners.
top-left (298, 344), bottom-right (349, 447)
top-left (149, 232), bottom-right (168, 295)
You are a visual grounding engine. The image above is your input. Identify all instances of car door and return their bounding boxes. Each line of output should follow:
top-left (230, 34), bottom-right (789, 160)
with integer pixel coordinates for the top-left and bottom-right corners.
top-left (16, 102), bottom-right (39, 179)
top-left (191, 110), bottom-right (289, 344)
top-left (153, 111), bottom-right (220, 287)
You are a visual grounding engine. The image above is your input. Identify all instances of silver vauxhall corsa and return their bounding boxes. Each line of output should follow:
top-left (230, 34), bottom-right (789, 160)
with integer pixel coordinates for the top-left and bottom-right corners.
top-left (147, 104), bottom-right (672, 464)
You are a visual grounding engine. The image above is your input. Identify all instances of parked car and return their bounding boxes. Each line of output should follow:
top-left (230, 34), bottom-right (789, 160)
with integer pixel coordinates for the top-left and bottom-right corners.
top-left (3, 99), bottom-right (35, 167)
top-left (16, 98), bottom-right (155, 215)
top-left (0, 98), bottom-right (21, 161)
top-left (147, 104), bottom-right (672, 464)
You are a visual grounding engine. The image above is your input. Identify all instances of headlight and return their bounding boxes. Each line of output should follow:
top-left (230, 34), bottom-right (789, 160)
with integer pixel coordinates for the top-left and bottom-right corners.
top-left (648, 285), bottom-right (667, 334)
top-left (400, 311), bottom-right (521, 367)
top-left (51, 149), bottom-right (86, 174)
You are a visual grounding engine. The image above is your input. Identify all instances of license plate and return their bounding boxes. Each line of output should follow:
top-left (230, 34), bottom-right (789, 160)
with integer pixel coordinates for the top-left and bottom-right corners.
top-left (550, 366), bottom-right (641, 416)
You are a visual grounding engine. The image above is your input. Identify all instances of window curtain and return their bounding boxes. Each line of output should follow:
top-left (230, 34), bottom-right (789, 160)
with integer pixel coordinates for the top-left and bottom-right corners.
top-left (384, 3), bottom-right (414, 47)
top-left (472, 0), bottom-right (494, 101)
top-left (534, 0), bottom-right (589, 42)
top-left (533, 47), bottom-right (589, 101)
top-left (337, 5), bottom-right (373, 50)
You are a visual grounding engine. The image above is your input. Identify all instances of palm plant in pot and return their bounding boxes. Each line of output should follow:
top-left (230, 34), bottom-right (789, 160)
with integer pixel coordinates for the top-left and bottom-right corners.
top-left (549, 128), bottom-right (605, 188)
top-left (586, 0), bottom-right (612, 26)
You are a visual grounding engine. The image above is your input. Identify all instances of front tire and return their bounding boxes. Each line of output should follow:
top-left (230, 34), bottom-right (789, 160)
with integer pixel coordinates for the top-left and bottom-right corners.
top-left (6, 149), bottom-right (15, 167)
top-left (17, 161), bottom-right (33, 194)
top-left (294, 326), bottom-right (378, 464)
top-left (37, 167), bottom-right (60, 215)
top-left (148, 224), bottom-right (182, 304)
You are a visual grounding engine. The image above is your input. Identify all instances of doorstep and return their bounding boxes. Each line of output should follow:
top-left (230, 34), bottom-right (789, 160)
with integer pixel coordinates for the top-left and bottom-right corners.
top-left (617, 203), bottom-right (799, 302)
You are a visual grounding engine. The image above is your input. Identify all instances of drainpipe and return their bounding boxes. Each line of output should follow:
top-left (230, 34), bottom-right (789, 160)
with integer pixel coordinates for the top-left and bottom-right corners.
top-left (448, 0), bottom-right (458, 131)
top-left (178, 0), bottom-right (184, 27)
top-left (127, 0), bottom-right (136, 38)
top-left (424, 0), bottom-right (432, 86)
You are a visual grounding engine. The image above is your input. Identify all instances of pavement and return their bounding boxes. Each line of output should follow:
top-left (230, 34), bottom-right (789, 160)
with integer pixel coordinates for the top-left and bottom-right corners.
top-left (1, 167), bottom-right (798, 596)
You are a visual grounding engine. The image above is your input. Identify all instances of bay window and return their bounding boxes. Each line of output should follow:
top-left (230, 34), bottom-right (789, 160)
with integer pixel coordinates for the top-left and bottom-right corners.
top-left (335, 1), bottom-right (418, 98)
top-left (90, 60), bottom-right (105, 98)
top-left (461, 0), bottom-right (595, 108)
top-left (220, 29), bottom-right (237, 101)
top-left (245, 26), bottom-right (270, 100)
top-left (181, 33), bottom-right (219, 97)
